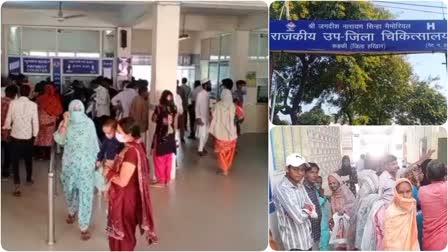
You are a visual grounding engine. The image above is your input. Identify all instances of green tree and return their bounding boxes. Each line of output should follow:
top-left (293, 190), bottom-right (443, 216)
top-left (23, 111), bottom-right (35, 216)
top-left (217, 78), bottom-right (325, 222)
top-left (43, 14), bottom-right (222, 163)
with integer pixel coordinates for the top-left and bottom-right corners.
top-left (297, 105), bottom-right (332, 125)
top-left (395, 78), bottom-right (447, 125)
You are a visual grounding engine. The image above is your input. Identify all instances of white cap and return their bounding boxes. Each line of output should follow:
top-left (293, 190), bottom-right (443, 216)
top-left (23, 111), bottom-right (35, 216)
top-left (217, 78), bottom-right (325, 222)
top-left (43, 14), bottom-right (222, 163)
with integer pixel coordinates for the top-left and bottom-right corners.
top-left (286, 153), bottom-right (309, 168)
top-left (201, 78), bottom-right (210, 84)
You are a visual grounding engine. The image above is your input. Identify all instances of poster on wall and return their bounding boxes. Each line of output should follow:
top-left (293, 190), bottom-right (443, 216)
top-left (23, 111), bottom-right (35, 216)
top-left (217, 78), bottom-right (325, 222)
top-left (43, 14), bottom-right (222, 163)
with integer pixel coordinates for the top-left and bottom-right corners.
top-left (246, 71), bottom-right (257, 86)
top-left (102, 59), bottom-right (114, 79)
top-left (8, 57), bottom-right (21, 76)
top-left (52, 58), bottom-right (61, 87)
top-left (63, 59), bottom-right (99, 75)
top-left (22, 57), bottom-right (51, 74)
top-left (118, 57), bottom-right (132, 77)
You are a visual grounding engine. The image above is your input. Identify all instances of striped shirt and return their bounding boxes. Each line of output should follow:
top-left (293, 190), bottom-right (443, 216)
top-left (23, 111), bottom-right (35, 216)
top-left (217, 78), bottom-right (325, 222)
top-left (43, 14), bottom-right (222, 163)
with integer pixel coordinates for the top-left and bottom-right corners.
top-left (273, 176), bottom-right (317, 250)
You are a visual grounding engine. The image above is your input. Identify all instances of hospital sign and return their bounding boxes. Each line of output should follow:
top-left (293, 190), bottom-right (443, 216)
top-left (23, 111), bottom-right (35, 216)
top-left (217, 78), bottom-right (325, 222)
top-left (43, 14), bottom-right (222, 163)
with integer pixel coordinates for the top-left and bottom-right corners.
top-left (270, 20), bottom-right (447, 53)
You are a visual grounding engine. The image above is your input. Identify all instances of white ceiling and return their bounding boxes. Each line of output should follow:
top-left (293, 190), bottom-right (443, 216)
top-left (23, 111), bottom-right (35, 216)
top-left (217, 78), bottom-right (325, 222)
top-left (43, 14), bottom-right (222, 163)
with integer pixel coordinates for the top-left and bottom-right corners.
top-left (2, 1), bottom-right (267, 16)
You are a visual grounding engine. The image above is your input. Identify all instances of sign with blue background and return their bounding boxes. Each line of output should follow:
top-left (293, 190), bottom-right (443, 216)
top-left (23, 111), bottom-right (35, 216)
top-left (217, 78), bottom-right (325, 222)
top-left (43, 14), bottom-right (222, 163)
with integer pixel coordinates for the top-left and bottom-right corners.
top-left (8, 57), bottom-right (21, 76)
top-left (63, 59), bottom-right (99, 74)
top-left (52, 58), bottom-right (61, 86)
top-left (270, 20), bottom-right (447, 53)
top-left (22, 57), bottom-right (51, 74)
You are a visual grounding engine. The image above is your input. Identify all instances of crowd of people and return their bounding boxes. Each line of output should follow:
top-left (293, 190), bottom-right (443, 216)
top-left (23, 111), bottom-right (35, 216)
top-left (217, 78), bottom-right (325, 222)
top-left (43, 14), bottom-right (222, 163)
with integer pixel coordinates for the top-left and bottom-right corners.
top-left (273, 152), bottom-right (447, 251)
top-left (1, 74), bottom-right (247, 250)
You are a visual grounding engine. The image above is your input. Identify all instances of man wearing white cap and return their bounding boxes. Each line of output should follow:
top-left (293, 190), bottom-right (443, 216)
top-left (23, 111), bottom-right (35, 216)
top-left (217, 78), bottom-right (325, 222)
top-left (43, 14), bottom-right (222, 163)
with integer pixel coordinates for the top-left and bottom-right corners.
top-left (195, 79), bottom-right (211, 156)
top-left (273, 153), bottom-right (318, 251)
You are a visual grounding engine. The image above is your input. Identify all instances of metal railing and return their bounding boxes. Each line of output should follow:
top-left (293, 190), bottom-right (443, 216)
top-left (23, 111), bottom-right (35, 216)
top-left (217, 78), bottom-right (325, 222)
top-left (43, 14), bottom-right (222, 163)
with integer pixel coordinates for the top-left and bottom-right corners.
top-left (47, 144), bottom-right (56, 245)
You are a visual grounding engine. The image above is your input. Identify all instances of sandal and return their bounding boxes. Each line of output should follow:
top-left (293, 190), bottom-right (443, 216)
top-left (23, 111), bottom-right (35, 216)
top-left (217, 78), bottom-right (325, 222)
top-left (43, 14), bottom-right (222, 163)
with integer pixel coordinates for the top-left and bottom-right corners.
top-left (80, 230), bottom-right (91, 241)
top-left (12, 188), bottom-right (21, 197)
top-left (66, 214), bottom-right (76, 224)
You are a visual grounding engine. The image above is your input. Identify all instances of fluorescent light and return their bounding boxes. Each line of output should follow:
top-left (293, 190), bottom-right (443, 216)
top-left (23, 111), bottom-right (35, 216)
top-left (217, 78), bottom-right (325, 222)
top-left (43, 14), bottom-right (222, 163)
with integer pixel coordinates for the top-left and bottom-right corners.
top-left (10, 26), bottom-right (18, 33)
top-left (58, 52), bottom-right (75, 57)
top-left (179, 34), bottom-right (190, 41)
top-left (105, 30), bottom-right (113, 35)
top-left (76, 53), bottom-right (100, 58)
top-left (30, 51), bottom-right (47, 56)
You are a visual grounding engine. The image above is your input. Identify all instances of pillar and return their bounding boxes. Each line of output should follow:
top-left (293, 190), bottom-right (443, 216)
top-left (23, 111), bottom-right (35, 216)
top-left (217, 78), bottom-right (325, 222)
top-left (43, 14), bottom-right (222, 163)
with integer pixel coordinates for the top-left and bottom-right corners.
top-left (230, 31), bottom-right (249, 81)
top-left (148, 2), bottom-right (180, 180)
top-left (150, 1), bottom-right (180, 103)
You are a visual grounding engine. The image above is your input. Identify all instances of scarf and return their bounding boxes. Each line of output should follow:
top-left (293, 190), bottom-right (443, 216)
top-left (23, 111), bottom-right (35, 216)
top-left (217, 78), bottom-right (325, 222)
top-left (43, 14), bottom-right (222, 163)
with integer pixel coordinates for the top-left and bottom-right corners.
top-left (384, 178), bottom-right (418, 251)
top-left (106, 141), bottom-right (157, 245)
top-left (329, 173), bottom-right (356, 217)
top-left (36, 84), bottom-right (63, 117)
top-left (209, 89), bottom-right (237, 141)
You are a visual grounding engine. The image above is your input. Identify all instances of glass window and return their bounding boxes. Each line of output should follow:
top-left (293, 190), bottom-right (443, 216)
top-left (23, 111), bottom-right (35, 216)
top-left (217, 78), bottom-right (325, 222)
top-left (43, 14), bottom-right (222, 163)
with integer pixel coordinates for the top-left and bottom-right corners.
top-left (8, 26), bottom-right (21, 55)
top-left (58, 29), bottom-right (100, 54)
top-left (22, 27), bottom-right (56, 55)
top-left (103, 30), bottom-right (115, 58)
top-left (220, 34), bottom-right (231, 61)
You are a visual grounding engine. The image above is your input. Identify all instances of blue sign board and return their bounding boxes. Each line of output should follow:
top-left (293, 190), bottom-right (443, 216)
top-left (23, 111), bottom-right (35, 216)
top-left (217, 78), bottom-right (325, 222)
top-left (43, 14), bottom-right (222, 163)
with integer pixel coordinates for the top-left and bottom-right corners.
top-left (63, 59), bottom-right (99, 74)
top-left (52, 58), bottom-right (61, 86)
top-left (22, 57), bottom-right (51, 74)
top-left (102, 59), bottom-right (114, 68)
top-left (270, 20), bottom-right (447, 53)
top-left (8, 57), bottom-right (21, 76)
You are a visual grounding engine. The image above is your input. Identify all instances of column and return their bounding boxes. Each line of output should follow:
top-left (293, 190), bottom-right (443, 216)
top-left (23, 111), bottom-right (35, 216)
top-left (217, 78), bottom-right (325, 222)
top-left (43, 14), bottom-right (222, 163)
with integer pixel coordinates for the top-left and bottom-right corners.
top-left (150, 1), bottom-right (180, 103)
top-left (230, 31), bottom-right (249, 80)
top-left (148, 2), bottom-right (180, 180)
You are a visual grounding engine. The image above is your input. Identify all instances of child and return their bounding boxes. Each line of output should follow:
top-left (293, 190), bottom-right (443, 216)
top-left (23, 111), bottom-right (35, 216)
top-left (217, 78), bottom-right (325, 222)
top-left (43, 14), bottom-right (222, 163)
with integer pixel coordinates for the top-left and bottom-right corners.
top-left (95, 119), bottom-right (124, 196)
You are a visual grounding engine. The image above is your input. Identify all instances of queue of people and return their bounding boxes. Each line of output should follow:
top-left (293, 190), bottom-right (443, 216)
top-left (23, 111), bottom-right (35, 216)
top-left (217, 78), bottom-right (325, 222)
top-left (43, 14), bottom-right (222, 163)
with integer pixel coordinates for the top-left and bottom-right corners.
top-left (1, 74), bottom-right (247, 250)
top-left (273, 152), bottom-right (447, 251)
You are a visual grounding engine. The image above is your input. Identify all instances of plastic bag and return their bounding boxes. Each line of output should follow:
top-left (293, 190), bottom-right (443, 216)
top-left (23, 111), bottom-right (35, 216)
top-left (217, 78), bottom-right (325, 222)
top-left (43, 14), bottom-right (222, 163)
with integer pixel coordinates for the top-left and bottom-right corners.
top-left (329, 213), bottom-right (350, 246)
top-left (94, 164), bottom-right (107, 191)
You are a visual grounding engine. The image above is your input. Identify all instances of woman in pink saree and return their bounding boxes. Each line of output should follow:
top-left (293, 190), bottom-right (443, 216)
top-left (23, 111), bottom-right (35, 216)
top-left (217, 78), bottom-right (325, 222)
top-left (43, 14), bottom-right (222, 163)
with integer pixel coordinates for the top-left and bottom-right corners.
top-left (104, 117), bottom-right (157, 251)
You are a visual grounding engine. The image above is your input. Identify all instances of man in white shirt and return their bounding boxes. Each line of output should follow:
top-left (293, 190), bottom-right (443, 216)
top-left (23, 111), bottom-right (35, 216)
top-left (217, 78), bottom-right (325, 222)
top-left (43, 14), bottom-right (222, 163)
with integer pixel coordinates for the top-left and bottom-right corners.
top-left (188, 80), bottom-right (202, 139)
top-left (93, 80), bottom-right (111, 140)
top-left (111, 81), bottom-right (138, 118)
top-left (3, 85), bottom-right (39, 196)
top-left (195, 80), bottom-right (211, 156)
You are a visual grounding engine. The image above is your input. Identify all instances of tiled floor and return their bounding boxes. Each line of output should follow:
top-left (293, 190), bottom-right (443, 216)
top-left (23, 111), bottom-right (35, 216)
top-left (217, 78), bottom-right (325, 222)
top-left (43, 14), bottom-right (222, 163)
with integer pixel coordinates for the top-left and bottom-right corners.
top-left (1, 134), bottom-right (268, 251)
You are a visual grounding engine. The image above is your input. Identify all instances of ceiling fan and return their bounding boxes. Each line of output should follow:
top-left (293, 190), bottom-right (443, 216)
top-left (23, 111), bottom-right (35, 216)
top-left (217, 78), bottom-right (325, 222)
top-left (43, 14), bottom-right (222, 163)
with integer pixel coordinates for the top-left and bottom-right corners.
top-left (51, 2), bottom-right (86, 22)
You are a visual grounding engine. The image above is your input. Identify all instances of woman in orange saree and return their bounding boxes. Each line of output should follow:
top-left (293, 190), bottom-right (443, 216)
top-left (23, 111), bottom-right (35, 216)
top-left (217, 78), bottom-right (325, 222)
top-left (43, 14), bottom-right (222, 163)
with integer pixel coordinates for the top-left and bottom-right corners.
top-left (209, 87), bottom-right (237, 176)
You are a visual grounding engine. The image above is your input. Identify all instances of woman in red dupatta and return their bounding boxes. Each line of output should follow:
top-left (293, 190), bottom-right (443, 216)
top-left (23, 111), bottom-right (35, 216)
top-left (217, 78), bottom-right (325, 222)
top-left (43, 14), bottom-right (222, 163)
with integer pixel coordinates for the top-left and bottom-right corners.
top-left (35, 84), bottom-right (63, 159)
top-left (104, 117), bottom-right (157, 251)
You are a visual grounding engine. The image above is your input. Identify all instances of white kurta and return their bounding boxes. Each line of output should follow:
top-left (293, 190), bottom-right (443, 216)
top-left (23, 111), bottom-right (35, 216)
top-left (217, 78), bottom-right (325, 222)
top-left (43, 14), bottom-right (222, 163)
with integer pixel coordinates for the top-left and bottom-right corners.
top-left (195, 90), bottom-right (210, 152)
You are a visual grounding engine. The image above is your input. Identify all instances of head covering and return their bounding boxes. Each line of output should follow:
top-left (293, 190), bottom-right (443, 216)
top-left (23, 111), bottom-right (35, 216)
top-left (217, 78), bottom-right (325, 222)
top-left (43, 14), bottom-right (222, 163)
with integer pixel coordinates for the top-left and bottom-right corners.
top-left (68, 99), bottom-right (89, 124)
top-left (36, 84), bottom-right (63, 117)
top-left (209, 89), bottom-right (237, 141)
top-left (348, 169), bottom-right (379, 246)
top-left (285, 153), bottom-right (309, 168)
top-left (357, 169), bottom-right (379, 197)
top-left (201, 78), bottom-right (210, 84)
top-left (384, 178), bottom-right (418, 251)
top-left (329, 173), bottom-right (356, 217)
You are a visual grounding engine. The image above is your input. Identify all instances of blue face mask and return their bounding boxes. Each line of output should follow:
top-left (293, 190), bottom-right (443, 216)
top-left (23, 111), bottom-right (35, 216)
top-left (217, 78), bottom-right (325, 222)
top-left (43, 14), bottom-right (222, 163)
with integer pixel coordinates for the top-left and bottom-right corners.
top-left (240, 86), bottom-right (247, 95)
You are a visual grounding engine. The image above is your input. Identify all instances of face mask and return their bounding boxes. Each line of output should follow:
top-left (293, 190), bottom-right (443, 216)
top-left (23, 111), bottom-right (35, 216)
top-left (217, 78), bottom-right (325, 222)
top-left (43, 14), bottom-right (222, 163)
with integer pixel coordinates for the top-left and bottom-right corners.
top-left (105, 133), bottom-right (114, 139)
top-left (315, 183), bottom-right (322, 190)
top-left (115, 133), bottom-right (126, 143)
top-left (241, 86), bottom-right (247, 95)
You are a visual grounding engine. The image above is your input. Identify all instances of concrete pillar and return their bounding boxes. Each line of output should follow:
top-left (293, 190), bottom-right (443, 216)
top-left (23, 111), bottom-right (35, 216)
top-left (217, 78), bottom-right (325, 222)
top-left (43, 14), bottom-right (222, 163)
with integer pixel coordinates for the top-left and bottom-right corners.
top-left (230, 31), bottom-right (249, 81)
top-left (148, 2), bottom-right (180, 181)
top-left (150, 1), bottom-right (180, 103)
